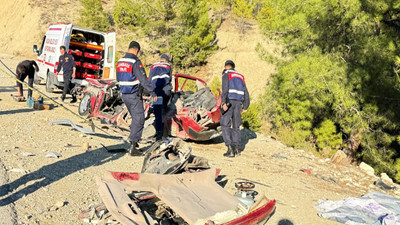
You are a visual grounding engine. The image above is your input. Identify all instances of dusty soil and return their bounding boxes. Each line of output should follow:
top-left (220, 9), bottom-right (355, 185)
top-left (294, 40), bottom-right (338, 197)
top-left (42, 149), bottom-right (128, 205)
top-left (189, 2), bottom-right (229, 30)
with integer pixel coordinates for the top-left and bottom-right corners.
top-left (0, 0), bottom-right (114, 59)
top-left (1, 53), bottom-right (399, 225)
top-left (197, 17), bottom-right (279, 100)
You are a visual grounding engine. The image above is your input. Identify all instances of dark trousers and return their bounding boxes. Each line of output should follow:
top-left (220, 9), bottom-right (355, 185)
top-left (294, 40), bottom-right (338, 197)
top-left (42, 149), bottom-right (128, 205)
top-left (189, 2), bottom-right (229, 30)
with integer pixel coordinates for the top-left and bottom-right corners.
top-left (221, 100), bottom-right (242, 146)
top-left (62, 74), bottom-right (75, 98)
top-left (122, 93), bottom-right (145, 142)
top-left (16, 72), bottom-right (34, 97)
top-left (153, 87), bottom-right (171, 136)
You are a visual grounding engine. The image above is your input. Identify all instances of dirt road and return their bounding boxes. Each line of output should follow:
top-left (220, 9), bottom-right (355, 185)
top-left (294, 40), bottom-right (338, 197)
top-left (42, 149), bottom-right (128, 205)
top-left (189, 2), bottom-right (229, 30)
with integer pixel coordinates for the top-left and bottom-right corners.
top-left (0, 53), bottom-right (398, 225)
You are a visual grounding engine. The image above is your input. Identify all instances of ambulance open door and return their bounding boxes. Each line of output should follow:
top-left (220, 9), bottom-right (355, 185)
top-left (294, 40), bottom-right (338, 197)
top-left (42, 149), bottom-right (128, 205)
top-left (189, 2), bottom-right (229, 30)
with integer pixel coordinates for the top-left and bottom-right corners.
top-left (103, 32), bottom-right (116, 79)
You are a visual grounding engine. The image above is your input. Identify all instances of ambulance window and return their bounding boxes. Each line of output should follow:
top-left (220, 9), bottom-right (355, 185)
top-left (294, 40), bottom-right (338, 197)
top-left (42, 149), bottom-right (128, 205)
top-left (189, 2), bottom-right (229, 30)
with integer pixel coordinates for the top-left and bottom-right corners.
top-left (107, 46), bottom-right (114, 63)
top-left (39, 36), bottom-right (46, 55)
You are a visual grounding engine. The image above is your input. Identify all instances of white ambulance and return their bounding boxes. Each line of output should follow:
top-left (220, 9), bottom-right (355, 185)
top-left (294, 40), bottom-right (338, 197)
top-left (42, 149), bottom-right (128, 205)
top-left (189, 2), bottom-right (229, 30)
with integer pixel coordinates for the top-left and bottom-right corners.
top-left (33, 23), bottom-right (116, 92)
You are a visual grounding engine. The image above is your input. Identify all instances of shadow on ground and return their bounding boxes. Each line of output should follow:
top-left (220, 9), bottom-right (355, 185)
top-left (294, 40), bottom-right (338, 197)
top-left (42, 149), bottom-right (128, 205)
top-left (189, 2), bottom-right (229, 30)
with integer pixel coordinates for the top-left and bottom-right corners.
top-left (0, 108), bottom-right (34, 116)
top-left (0, 143), bottom-right (126, 206)
top-left (278, 219), bottom-right (294, 225)
top-left (188, 128), bottom-right (257, 148)
top-left (0, 86), bottom-right (16, 93)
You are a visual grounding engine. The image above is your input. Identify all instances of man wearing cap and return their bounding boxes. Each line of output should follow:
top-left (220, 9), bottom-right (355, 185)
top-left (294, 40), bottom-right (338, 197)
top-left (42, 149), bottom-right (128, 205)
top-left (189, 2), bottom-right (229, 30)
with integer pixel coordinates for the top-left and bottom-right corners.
top-left (149, 54), bottom-right (173, 140)
top-left (116, 41), bottom-right (154, 156)
top-left (220, 60), bottom-right (250, 157)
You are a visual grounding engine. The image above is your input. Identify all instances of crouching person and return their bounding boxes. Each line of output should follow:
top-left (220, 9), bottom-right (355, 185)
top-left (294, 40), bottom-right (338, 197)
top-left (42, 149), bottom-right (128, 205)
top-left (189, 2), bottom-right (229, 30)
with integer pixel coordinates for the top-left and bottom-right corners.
top-left (15, 60), bottom-right (39, 99)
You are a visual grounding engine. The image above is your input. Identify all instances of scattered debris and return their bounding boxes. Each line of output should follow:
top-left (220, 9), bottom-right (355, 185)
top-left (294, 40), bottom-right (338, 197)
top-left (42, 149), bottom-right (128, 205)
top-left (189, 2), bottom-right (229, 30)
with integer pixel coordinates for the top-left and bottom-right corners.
top-left (9, 168), bottom-right (26, 174)
top-left (82, 143), bottom-right (90, 151)
top-left (300, 169), bottom-right (311, 175)
top-left (234, 182), bottom-right (257, 206)
top-left (50, 119), bottom-right (94, 134)
top-left (10, 94), bottom-right (25, 102)
top-left (78, 203), bottom-right (108, 222)
top-left (359, 162), bottom-right (375, 176)
top-left (55, 201), bottom-right (65, 208)
top-left (45, 152), bottom-right (62, 158)
top-left (20, 152), bottom-right (35, 157)
top-left (314, 174), bottom-right (338, 183)
top-left (272, 153), bottom-right (287, 160)
top-left (330, 150), bottom-right (349, 165)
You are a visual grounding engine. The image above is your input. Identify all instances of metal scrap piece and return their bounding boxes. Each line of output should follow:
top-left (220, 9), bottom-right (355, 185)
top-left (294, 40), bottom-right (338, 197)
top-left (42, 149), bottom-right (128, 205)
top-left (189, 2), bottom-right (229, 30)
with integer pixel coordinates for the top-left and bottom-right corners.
top-left (50, 119), bottom-right (95, 134)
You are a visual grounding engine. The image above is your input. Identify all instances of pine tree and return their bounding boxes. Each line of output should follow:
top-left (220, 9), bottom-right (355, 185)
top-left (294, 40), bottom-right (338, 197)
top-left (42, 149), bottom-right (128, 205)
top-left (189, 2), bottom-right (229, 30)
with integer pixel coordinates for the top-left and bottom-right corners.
top-left (78, 0), bottom-right (110, 32)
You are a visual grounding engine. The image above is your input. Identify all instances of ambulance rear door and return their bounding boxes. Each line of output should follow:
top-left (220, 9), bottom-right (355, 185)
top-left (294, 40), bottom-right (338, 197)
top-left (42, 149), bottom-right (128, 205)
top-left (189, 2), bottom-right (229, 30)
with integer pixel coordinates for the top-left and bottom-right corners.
top-left (103, 32), bottom-right (116, 79)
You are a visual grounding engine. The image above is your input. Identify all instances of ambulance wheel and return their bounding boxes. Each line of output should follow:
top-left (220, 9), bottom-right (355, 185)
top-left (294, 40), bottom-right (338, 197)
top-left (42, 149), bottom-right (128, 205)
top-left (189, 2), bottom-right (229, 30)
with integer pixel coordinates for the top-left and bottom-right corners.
top-left (45, 72), bottom-right (54, 93)
top-left (33, 75), bottom-right (41, 85)
top-left (79, 93), bottom-right (92, 116)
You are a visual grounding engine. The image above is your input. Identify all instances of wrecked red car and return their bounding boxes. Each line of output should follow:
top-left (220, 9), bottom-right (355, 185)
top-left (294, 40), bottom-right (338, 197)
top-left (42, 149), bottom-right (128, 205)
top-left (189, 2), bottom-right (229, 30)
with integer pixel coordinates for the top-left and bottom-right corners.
top-left (76, 74), bottom-right (222, 141)
top-left (94, 139), bottom-right (276, 225)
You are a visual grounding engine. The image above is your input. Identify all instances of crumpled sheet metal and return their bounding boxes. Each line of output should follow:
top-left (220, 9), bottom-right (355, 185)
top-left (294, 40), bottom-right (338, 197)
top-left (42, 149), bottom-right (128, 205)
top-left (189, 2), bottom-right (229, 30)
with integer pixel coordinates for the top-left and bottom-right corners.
top-left (50, 119), bottom-right (94, 134)
top-left (99, 168), bottom-right (244, 225)
top-left (96, 177), bottom-right (147, 225)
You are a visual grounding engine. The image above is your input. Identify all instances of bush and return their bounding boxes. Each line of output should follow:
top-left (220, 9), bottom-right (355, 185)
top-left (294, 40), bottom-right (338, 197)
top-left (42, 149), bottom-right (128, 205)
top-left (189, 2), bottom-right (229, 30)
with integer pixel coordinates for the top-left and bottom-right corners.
top-left (313, 119), bottom-right (343, 153)
top-left (255, 0), bottom-right (400, 182)
top-left (78, 0), bottom-right (110, 32)
top-left (113, 0), bottom-right (144, 29)
top-left (242, 101), bottom-right (262, 132)
top-left (209, 76), bottom-right (222, 96)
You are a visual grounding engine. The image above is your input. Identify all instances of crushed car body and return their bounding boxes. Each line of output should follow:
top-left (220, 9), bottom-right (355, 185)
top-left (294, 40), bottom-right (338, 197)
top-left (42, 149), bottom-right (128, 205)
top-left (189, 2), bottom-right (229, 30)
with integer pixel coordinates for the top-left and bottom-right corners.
top-left (75, 74), bottom-right (222, 141)
top-left (95, 139), bottom-right (276, 225)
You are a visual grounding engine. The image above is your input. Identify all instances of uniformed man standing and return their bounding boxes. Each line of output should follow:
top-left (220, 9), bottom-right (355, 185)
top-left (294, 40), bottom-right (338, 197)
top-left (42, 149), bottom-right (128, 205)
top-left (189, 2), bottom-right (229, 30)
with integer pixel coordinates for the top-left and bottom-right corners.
top-left (149, 54), bottom-right (172, 140)
top-left (220, 60), bottom-right (250, 157)
top-left (56, 46), bottom-right (77, 103)
top-left (117, 41), bottom-right (154, 156)
top-left (15, 60), bottom-right (39, 98)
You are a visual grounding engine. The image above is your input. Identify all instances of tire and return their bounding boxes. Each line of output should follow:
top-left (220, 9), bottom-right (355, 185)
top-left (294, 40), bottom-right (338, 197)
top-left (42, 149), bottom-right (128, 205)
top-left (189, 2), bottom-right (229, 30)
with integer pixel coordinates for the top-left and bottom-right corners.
top-left (33, 76), bottom-right (41, 85)
top-left (45, 72), bottom-right (54, 93)
top-left (79, 93), bottom-right (92, 116)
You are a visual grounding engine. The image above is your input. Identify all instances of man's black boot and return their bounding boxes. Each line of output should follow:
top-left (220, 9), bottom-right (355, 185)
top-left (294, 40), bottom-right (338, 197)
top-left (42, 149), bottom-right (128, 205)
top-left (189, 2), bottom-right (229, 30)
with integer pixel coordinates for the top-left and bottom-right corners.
top-left (127, 142), bottom-right (141, 156)
top-left (223, 145), bottom-right (235, 157)
top-left (233, 145), bottom-right (241, 156)
top-left (61, 95), bottom-right (65, 102)
top-left (70, 96), bottom-right (77, 103)
top-left (155, 132), bottom-right (163, 141)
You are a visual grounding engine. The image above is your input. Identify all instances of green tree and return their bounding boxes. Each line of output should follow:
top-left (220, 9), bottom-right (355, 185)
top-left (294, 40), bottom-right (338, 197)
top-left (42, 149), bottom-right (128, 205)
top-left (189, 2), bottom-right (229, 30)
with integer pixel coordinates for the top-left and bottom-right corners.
top-left (112, 0), bottom-right (220, 70)
top-left (257, 0), bottom-right (400, 180)
top-left (314, 119), bottom-right (343, 152)
top-left (232, 0), bottom-right (254, 19)
top-left (78, 0), bottom-right (110, 32)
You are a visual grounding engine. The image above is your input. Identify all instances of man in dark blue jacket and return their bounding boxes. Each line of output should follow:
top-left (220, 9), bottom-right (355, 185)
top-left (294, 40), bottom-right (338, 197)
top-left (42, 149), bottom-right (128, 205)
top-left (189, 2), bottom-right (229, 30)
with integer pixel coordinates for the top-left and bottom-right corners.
top-left (149, 54), bottom-right (172, 140)
top-left (117, 41), bottom-right (154, 156)
top-left (56, 46), bottom-right (77, 103)
top-left (220, 60), bottom-right (250, 157)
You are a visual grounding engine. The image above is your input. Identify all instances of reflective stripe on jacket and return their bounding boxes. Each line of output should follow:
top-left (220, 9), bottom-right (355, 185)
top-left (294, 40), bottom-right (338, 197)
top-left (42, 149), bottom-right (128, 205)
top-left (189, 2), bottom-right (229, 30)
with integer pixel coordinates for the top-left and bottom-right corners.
top-left (116, 57), bottom-right (139, 94)
top-left (149, 62), bottom-right (171, 88)
top-left (227, 70), bottom-right (245, 101)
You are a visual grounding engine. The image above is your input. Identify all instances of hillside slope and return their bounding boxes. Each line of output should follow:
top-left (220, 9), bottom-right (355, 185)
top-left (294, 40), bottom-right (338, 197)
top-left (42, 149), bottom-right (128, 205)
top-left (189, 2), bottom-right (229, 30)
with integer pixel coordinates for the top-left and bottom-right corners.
top-left (0, 0), bottom-right (114, 58)
top-left (199, 17), bottom-right (278, 99)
